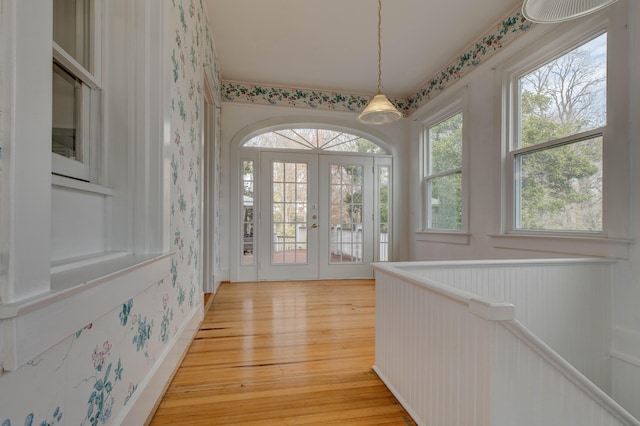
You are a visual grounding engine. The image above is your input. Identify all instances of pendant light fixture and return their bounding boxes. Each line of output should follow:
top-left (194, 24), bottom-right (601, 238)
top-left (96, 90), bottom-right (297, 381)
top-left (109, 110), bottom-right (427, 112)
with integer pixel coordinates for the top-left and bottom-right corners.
top-left (358, 0), bottom-right (403, 124)
top-left (522, 0), bottom-right (619, 23)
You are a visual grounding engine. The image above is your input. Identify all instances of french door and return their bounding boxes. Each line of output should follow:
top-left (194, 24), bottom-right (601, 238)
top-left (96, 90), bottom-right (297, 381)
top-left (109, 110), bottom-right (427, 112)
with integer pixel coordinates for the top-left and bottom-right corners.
top-left (259, 152), bottom-right (375, 280)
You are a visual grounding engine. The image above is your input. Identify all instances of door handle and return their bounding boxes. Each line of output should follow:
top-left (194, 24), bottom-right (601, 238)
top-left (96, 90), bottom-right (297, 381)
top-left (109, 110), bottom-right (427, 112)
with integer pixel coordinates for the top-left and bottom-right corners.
top-left (311, 224), bottom-right (318, 229)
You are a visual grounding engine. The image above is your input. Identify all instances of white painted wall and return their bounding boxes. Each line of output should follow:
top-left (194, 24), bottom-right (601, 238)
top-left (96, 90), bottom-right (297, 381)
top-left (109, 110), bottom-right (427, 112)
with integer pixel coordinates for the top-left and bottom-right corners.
top-left (50, 186), bottom-right (107, 261)
top-left (408, 5), bottom-right (632, 262)
top-left (0, 0), bottom-right (53, 304)
top-left (404, 1), bottom-right (640, 419)
top-left (610, 0), bottom-right (640, 415)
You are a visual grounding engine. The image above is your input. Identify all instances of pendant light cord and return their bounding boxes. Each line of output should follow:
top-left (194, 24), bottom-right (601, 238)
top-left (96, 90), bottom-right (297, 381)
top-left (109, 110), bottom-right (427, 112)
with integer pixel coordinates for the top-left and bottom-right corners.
top-left (358, 0), bottom-right (402, 123)
top-left (377, 0), bottom-right (383, 94)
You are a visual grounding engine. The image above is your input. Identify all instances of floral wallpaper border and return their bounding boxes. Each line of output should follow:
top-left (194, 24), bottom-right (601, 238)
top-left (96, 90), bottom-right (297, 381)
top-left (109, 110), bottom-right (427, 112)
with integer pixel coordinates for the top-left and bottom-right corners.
top-left (405, 8), bottom-right (532, 114)
top-left (221, 7), bottom-right (533, 116)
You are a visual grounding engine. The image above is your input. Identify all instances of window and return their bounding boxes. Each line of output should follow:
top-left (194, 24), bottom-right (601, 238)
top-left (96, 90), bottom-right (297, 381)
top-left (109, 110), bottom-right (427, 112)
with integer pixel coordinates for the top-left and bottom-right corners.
top-left (244, 128), bottom-right (386, 153)
top-left (424, 111), bottom-right (464, 231)
top-left (52, 0), bottom-right (101, 182)
top-left (509, 33), bottom-right (606, 233)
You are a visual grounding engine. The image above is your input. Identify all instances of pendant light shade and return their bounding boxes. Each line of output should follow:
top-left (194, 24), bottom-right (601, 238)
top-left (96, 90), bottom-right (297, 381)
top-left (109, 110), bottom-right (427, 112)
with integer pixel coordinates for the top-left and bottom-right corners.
top-left (359, 93), bottom-right (404, 124)
top-left (358, 0), bottom-right (402, 124)
top-left (522, 0), bottom-right (619, 23)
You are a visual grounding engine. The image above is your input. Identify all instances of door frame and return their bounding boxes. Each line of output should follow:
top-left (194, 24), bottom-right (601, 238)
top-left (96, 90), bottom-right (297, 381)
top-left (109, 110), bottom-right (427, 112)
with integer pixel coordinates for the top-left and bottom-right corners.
top-left (230, 124), bottom-right (394, 283)
top-left (257, 152), bottom-right (379, 281)
top-left (201, 66), bottom-right (219, 293)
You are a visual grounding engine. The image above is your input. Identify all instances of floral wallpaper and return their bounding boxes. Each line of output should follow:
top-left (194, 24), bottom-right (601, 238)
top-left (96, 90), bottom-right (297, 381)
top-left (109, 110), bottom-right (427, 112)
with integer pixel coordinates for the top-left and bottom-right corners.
top-left (169, 0), bottom-right (210, 315)
top-left (0, 279), bottom-right (187, 426)
top-left (221, 7), bottom-right (533, 116)
top-left (0, 0), bottom-right (216, 424)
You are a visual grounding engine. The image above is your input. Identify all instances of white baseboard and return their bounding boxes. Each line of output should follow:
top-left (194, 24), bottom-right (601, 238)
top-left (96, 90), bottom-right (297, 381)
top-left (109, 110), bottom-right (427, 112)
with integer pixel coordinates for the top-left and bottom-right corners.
top-left (372, 365), bottom-right (422, 426)
top-left (115, 304), bottom-right (204, 425)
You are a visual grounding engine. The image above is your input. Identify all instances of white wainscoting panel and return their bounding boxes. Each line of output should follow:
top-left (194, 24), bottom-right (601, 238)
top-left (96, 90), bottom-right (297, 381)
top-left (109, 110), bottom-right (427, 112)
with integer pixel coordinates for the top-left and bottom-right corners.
top-left (493, 322), bottom-right (634, 426)
top-left (373, 260), bottom-right (640, 426)
top-left (375, 269), bottom-right (493, 426)
top-left (612, 327), bottom-right (640, 420)
top-left (400, 259), bottom-right (613, 392)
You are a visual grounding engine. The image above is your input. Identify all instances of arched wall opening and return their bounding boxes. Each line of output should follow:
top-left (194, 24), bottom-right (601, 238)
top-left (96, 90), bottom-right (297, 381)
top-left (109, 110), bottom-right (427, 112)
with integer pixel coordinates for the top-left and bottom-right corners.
top-left (227, 115), bottom-right (402, 282)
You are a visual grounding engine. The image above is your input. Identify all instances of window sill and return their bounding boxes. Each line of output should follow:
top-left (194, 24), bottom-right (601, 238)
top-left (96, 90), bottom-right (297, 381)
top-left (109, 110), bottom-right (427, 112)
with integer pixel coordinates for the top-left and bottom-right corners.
top-left (50, 251), bottom-right (129, 274)
top-left (415, 231), bottom-right (470, 245)
top-left (488, 233), bottom-right (633, 259)
top-left (52, 174), bottom-right (113, 196)
top-left (0, 252), bottom-right (174, 371)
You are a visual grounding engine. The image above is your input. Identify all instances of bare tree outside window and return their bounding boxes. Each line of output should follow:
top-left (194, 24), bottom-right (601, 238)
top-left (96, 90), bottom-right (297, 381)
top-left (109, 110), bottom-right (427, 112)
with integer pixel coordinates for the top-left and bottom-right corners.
top-left (515, 33), bottom-right (606, 232)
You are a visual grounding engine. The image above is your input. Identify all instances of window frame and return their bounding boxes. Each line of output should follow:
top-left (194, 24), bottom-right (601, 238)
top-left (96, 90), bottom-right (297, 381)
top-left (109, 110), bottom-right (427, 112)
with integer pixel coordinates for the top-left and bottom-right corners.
top-left (232, 123), bottom-right (393, 281)
top-left (503, 26), bottom-right (608, 237)
top-left (418, 94), bottom-right (469, 242)
top-left (52, 0), bottom-right (102, 182)
top-left (242, 128), bottom-right (388, 154)
top-left (494, 8), bottom-right (631, 259)
top-left (1, 0), bottom-right (173, 371)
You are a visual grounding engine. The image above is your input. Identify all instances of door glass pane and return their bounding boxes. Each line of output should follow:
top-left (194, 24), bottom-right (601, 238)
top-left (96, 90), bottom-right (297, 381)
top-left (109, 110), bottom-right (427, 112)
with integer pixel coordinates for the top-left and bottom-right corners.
top-left (241, 160), bottom-right (254, 265)
top-left (272, 161), bottom-right (308, 264)
top-left (329, 164), bottom-right (364, 264)
top-left (378, 165), bottom-right (390, 261)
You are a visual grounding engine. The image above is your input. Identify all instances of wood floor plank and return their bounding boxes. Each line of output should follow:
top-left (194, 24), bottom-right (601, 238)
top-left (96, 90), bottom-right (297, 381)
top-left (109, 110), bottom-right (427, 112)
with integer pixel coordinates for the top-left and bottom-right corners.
top-left (149, 280), bottom-right (415, 425)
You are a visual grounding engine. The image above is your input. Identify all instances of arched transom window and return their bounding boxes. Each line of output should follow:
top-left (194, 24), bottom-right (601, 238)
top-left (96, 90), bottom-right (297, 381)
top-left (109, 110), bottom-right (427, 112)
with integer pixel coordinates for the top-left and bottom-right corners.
top-left (243, 128), bottom-right (386, 153)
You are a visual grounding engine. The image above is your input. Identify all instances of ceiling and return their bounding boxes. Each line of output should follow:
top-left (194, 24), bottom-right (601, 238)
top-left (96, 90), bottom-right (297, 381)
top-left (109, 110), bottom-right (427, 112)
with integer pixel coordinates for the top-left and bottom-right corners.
top-left (205, 0), bottom-right (523, 99)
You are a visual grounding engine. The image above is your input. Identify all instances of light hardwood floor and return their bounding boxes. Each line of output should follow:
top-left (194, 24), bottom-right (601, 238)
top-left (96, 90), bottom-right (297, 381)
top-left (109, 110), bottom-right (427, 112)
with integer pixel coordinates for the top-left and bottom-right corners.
top-left (149, 280), bottom-right (416, 425)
